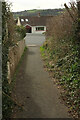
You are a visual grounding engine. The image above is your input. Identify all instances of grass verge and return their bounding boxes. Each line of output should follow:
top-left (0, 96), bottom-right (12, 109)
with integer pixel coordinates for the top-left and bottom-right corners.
top-left (40, 40), bottom-right (80, 118)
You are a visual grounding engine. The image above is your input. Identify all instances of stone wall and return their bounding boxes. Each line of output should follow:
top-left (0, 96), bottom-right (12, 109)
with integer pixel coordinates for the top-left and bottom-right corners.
top-left (7, 40), bottom-right (25, 83)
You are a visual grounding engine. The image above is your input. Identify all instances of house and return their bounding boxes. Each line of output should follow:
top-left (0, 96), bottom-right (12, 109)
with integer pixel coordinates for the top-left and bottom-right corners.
top-left (17, 14), bottom-right (53, 34)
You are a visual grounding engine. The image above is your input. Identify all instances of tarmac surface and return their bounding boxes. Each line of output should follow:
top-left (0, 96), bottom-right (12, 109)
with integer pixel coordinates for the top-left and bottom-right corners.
top-left (12, 33), bottom-right (71, 118)
top-left (25, 33), bottom-right (46, 46)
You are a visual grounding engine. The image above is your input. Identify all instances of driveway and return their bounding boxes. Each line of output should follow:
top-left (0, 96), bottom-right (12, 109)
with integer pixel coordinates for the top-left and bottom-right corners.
top-left (25, 33), bottom-right (46, 46)
top-left (12, 33), bottom-right (71, 118)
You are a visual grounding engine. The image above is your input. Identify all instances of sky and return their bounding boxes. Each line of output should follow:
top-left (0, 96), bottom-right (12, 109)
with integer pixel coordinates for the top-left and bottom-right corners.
top-left (7, 0), bottom-right (76, 12)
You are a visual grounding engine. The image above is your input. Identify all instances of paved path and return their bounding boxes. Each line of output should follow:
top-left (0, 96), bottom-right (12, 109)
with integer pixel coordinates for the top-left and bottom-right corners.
top-left (25, 33), bottom-right (45, 46)
top-left (12, 34), bottom-right (71, 118)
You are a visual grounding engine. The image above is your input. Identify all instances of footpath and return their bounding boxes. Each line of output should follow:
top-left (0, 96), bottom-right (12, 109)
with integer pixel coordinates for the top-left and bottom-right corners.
top-left (12, 34), bottom-right (71, 118)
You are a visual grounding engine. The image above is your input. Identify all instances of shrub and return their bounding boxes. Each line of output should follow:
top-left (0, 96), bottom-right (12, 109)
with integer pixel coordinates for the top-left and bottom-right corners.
top-left (16, 26), bottom-right (26, 39)
top-left (42, 2), bottom-right (80, 118)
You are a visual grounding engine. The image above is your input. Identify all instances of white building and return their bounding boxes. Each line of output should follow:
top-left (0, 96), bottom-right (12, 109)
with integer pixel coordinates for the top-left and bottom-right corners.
top-left (17, 14), bottom-right (53, 34)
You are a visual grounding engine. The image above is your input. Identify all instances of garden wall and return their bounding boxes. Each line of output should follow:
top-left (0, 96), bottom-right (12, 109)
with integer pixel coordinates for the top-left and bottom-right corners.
top-left (7, 40), bottom-right (26, 83)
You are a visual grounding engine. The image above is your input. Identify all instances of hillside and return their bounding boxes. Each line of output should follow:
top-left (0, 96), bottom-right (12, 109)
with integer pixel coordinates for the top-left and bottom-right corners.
top-left (13, 9), bottom-right (64, 18)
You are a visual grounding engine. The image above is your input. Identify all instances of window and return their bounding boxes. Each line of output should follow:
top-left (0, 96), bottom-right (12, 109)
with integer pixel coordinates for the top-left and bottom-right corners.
top-left (25, 19), bottom-right (28, 22)
top-left (36, 27), bottom-right (44, 31)
top-left (21, 19), bottom-right (24, 22)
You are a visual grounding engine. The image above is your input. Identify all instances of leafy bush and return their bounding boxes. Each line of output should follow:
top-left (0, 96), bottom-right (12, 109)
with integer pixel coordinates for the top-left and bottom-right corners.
top-left (41, 2), bottom-right (80, 118)
top-left (16, 26), bottom-right (26, 39)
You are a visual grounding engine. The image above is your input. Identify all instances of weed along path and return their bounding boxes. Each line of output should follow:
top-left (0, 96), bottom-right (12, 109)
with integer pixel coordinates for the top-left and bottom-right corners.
top-left (12, 33), bottom-right (71, 118)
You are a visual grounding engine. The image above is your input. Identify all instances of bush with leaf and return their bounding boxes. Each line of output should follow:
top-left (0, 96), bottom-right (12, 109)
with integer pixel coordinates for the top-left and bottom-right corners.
top-left (16, 26), bottom-right (26, 40)
top-left (41, 2), bottom-right (80, 118)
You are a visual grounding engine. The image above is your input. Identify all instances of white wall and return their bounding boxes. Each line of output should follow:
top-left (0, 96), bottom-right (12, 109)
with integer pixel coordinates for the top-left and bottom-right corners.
top-left (32, 26), bottom-right (46, 34)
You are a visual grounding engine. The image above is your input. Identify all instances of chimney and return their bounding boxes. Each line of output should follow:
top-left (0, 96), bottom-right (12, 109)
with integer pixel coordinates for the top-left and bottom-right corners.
top-left (38, 13), bottom-right (40, 17)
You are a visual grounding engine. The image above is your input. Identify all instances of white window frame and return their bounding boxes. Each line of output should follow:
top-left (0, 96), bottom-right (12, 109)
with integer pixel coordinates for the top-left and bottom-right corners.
top-left (36, 27), bottom-right (44, 31)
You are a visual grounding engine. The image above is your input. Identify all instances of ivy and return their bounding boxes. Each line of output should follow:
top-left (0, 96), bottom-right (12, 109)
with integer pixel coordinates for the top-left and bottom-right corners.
top-left (40, 3), bottom-right (80, 117)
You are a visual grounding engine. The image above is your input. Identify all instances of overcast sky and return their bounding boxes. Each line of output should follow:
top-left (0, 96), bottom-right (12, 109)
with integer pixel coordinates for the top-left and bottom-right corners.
top-left (7, 0), bottom-right (76, 12)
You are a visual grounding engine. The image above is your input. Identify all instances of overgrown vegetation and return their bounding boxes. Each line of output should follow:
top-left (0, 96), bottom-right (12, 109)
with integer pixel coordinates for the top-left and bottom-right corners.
top-left (16, 26), bottom-right (26, 40)
top-left (41, 2), bottom-right (80, 118)
top-left (2, 2), bottom-right (26, 118)
top-left (2, 2), bottom-right (14, 118)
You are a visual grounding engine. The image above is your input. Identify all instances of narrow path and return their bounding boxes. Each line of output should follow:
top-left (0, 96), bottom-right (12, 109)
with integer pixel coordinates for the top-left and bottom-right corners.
top-left (12, 34), bottom-right (71, 118)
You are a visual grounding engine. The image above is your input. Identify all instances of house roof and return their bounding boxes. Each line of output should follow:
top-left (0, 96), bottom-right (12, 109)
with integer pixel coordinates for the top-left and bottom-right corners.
top-left (19, 16), bottom-right (54, 26)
